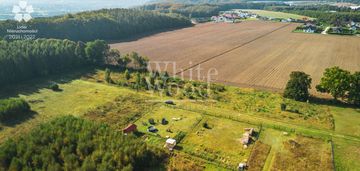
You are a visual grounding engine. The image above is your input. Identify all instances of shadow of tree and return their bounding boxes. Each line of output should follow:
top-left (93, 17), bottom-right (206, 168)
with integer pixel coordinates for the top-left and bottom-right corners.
top-left (0, 67), bottom-right (97, 99)
top-left (309, 96), bottom-right (359, 109)
top-left (1, 110), bottom-right (38, 127)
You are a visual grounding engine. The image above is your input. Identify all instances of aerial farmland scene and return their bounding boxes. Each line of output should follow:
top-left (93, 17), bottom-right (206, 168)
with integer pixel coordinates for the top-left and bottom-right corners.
top-left (0, 0), bottom-right (360, 171)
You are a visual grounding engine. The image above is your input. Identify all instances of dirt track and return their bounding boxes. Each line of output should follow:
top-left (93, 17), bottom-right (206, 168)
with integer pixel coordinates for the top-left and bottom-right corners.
top-left (111, 21), bottom-right (360, 91)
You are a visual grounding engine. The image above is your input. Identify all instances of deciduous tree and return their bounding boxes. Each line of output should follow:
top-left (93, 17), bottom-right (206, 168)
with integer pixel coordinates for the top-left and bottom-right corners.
top-left (284, 71), bottom-right (312, 102)
top-left (316, 66), bottom-right (351, 100)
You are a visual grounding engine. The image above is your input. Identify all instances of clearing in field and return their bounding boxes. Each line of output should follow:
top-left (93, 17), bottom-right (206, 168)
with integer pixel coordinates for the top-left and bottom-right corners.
top-left (241, 9), bottom-right (312, 20)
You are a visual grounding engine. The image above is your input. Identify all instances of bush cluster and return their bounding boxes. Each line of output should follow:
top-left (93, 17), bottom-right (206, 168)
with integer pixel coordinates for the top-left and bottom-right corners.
top-left (0, 98), bottom-right (30, 122)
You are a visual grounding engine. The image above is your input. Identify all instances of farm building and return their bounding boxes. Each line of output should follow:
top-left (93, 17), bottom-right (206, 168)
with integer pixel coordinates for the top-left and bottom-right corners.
top-left (241, 128), bottom-right (255, 145)
top-left (164, 138), bottom-right (177, 150)
top-left (123, 124), bottom-right (137, 134)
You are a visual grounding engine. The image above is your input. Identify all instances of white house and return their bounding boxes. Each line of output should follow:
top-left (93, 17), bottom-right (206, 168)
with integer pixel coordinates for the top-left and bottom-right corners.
top-left (164, 138), bottom-right (177, 150)
top-left (350, 6), bottom-right (360, 10)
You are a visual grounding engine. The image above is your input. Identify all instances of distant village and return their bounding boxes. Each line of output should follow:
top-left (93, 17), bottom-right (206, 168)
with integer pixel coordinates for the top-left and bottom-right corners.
top-left (296, 20), bottom-right (360, 35)
top-left (199, 9), bottom-right (360, 36)
top-left (208, 9), bottom-right (309, 23)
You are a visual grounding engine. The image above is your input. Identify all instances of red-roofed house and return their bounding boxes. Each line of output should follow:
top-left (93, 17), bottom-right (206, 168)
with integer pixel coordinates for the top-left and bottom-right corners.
top-left (123, 124), bottom-right (137, 134)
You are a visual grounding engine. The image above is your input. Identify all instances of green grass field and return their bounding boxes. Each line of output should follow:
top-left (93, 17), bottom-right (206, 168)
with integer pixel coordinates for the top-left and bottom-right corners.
top-left (242, 9), bottom-right (312, 20)
top-left (333, 137), bottom-right (360, 170)
top-left (1, 69), bottom-right (360, 170)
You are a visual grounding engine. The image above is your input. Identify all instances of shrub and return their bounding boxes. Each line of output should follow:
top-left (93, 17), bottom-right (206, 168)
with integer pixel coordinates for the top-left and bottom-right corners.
top-left (174, 131), bottom-right (187, 143)
top-left (284, 71), bottom-right (312, 102)
top-left (125, 69), bottom-right (131, 80)
top-left (202, 122), bottom-right (211, 129)
top-left (161, 118), bottom-right (168, 125)
top-left (104, 68), bottom-right (112, 83)
top-left (49, 83), bottom-right (59, 91)
top-left (148, 118), bottom-right (156, 125)
top-left (280, 103), bottom-right (287, 111)
top-left (0, 98), bottom-right (30, 122)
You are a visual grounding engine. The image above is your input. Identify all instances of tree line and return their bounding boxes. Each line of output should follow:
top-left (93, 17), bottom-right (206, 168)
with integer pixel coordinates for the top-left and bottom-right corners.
top-left (284, 66), bottom-right (360, 106)
top-left (0, 39), bottom-right (109, 87)
top-left (0, 8), bottom-right (192, 41)
top-left (0, 116), bottom-right (166, 170)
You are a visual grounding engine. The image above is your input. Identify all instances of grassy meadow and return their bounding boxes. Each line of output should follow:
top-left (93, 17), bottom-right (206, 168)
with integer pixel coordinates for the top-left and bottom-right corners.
top-left (241, 9), bottom-right (312, 20)
top-left (0, 69), bottom-right (360, 170)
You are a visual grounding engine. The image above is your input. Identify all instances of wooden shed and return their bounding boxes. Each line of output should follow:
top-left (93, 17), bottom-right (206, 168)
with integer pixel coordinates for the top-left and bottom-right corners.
top-left (123, 124), bottom-right (137, 134)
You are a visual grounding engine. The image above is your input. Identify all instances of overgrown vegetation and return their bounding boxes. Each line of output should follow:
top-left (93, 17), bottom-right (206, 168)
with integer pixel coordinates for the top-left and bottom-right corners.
top-left (85, 94), bottom-right (157, 129)
top-left (99, 68), bottom-right (226, 100)
top-left (271, 136), bottom-right (333, 171)
top-left (0, 116), bottom-right (167, 170)
top-left (0, 98), bottom-right (30, 122)
top-left (0, 9), bottom-right (192, 41)
top-left (247, 141), bottom-right (271, 171)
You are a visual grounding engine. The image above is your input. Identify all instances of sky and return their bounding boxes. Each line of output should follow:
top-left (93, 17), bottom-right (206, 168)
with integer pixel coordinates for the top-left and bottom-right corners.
top-left (0, 0), bottom-right (150, 20)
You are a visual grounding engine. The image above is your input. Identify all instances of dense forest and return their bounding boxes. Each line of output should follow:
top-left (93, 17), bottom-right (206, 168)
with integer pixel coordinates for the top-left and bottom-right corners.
top-left (0, 39), bottom-right (108, 87)
top-left (0, 116), bottom-right (166, 170)
top-left (0, 9), bottom-right (192, 41)
top-left (140, 2), bottom-right (280, 17)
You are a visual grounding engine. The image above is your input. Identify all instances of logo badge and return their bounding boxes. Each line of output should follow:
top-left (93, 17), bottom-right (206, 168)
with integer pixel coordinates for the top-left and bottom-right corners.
top-left (12, 1), bottom-right (34, 22)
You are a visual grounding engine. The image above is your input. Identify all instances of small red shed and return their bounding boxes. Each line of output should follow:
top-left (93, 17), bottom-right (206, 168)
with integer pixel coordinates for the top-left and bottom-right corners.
top-left (123, 124), bottom-right (137, 134)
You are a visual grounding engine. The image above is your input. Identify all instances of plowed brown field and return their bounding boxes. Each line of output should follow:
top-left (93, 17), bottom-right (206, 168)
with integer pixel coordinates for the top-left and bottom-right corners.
top-left (111, 21), bottom-right (360, 91)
